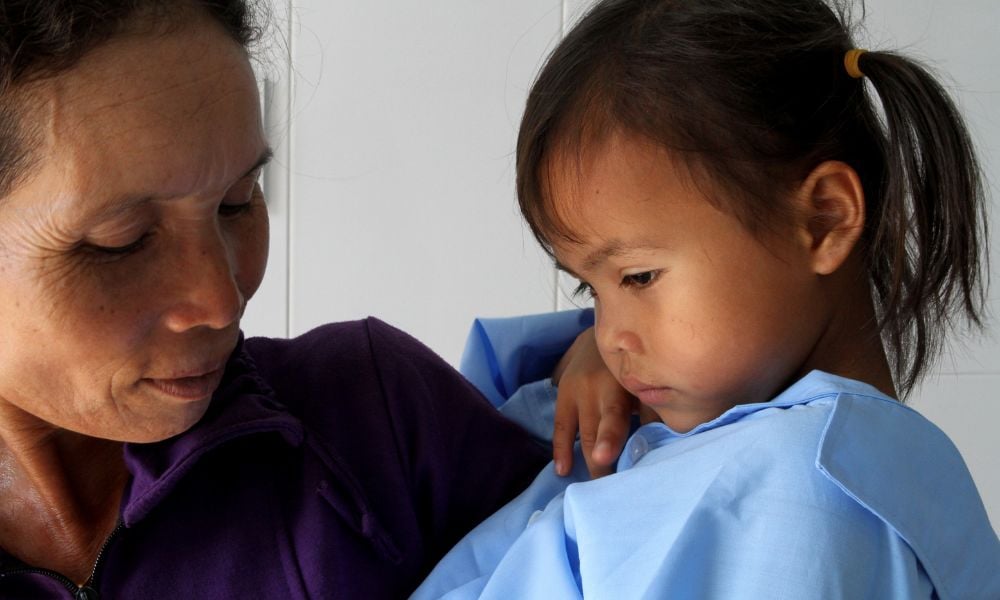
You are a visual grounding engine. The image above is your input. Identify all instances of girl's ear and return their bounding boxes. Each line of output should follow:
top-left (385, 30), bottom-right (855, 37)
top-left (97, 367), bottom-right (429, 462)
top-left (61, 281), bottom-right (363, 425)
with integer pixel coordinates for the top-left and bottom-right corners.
top-left (793, 161), bottom-right (865, 275)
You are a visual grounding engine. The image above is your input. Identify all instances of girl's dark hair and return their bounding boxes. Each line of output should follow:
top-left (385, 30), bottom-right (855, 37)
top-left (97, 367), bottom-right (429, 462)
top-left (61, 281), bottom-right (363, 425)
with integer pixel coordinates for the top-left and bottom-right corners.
top-left (0, 0), bottom-right (262, 197)
top-left (517, 0), bottom-right (988, 397)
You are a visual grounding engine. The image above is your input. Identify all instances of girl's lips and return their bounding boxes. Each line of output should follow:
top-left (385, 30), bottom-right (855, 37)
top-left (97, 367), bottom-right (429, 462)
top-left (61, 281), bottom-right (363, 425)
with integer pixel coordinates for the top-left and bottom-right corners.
top-left (633, 387), bottom-right (673, 406)
top-left (143, 368), bottom-right (225, 401)
top-left (621, 376), bottom-right (672, 405)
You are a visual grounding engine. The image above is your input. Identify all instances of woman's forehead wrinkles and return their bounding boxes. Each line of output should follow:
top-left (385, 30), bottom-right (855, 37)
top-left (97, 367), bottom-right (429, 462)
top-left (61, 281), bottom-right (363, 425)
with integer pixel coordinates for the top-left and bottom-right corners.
top-left (26, 70), bottom-right (264, 210)
top-left (61, 66), bottom-right (254, 136)
top-left (73, 145), bottom-right (271, 225)
top-left (97, 146), bottom-right (271, 210)
top-left (91, 61), bottom-right (250, 121)
top-left (33, 21), bottom-right (256, 129)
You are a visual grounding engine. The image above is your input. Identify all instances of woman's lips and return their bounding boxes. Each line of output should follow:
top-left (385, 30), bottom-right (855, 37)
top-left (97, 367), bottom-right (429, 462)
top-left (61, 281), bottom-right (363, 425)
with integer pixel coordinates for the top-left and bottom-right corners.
top-left (143, 367), bottom-right (225, 401)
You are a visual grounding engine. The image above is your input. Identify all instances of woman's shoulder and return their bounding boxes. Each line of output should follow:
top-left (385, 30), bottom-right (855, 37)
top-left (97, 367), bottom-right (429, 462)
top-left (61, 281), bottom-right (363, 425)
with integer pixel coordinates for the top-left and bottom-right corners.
top-left (237, 318), bottom-right (468, 459)
top-left (242, 317), bottom-right (451, 412)
top-left (244, 317), bottom-right (430, 373)
top-left (239, 317), bottom-right (539, 464)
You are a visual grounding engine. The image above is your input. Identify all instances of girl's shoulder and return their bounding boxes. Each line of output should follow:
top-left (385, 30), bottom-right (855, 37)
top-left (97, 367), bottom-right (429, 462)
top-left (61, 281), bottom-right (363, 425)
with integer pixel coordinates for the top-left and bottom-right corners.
top-left (809, 382), bottom-right (999, 599)
top-left (592, 372), bottom-right (1000, 598)
top-left (710, 371), bottom-right (999, 599)
top-left (567, 373), bottom-right (999, 598)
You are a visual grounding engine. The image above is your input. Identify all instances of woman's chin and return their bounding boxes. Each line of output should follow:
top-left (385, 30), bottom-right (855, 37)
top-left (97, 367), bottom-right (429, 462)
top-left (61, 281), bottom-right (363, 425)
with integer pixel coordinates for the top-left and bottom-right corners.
top-left (99, 399), bottom-right (214, 445)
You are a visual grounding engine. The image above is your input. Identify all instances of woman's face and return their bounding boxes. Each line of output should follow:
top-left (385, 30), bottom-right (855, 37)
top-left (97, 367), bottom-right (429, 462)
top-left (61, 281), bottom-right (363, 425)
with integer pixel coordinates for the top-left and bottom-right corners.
top-left (0, 16), bottom-right (269, 443)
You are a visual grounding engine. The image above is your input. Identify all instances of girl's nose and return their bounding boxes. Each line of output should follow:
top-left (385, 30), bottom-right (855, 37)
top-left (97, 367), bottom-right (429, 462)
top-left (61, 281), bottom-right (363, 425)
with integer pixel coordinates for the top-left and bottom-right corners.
top-left (594, 303), bottom-right (643, 355)
top-left (162, 234), bottom-right (244, 333)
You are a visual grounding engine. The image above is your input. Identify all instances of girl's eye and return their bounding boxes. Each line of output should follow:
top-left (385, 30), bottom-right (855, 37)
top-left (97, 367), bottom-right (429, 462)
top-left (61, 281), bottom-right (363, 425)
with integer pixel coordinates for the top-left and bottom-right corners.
top-left (621, 270), bottom-right (660, 289)
top-left (573, 281), bottom-right (597, 299)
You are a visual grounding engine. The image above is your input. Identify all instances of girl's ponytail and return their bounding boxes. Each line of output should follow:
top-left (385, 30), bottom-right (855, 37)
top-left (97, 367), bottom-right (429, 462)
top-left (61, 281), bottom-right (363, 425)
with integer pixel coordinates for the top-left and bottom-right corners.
top-left (858, 51), bottom-right (988, 394)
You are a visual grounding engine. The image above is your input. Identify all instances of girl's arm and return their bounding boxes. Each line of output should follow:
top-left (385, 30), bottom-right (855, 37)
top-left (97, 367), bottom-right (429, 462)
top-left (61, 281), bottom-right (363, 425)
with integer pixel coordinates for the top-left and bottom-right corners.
top-left (460, 309), bottom-right (635, 478)
top-left (549, 327), bottom-right (637, 477)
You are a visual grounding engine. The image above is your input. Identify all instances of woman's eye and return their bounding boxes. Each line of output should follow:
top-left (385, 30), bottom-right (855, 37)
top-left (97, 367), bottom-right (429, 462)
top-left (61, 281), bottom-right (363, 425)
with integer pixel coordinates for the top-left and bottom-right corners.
top-left (621, 270), bottom-right (659, 288)
top-left (219, 180), bottom-right (262, 217)
top-left (218, 202), bottom-right (254, 217)
top-left (85, 234), bottom-right (150, 257)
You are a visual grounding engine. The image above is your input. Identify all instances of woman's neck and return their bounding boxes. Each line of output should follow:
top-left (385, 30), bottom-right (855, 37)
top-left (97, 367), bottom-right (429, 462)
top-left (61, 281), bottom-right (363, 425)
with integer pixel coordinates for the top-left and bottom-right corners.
top-left (0, 402), bottom-right (127, 584)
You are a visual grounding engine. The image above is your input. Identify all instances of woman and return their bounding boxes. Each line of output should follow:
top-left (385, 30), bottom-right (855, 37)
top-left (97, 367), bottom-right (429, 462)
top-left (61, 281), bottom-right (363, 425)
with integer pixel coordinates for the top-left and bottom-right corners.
top-left (0, 1), bottom-right (548, 597)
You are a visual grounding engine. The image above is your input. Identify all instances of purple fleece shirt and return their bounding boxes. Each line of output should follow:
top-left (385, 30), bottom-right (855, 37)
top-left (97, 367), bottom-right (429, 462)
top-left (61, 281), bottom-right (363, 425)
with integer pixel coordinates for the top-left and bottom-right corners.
top-left (0, 319), bottom-right (548, 599)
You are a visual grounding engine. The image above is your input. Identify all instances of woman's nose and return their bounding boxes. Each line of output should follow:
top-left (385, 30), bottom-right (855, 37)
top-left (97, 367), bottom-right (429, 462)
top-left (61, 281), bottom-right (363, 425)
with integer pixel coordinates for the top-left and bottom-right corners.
top-left (594, 302), bottom-right (643, 355)
top-left (161, 233), bottom-right (244, 333)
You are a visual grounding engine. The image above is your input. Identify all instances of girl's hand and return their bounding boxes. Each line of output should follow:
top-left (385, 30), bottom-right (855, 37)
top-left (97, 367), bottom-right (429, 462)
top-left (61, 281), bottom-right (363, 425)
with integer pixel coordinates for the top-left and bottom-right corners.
top-left (551, 327), bottom-right (635, 478)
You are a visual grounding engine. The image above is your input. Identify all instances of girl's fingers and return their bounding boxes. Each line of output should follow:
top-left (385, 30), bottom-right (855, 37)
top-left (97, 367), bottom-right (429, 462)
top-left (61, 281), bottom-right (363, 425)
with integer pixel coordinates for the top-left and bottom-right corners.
top-left (552, 384), bottom-right (580, 476)
top-left (576, 393), bottom-right (602, 476)
top-left (551, 325), bottom-right (634, 479)
top-left (590, 391), bottom-right (634, 470)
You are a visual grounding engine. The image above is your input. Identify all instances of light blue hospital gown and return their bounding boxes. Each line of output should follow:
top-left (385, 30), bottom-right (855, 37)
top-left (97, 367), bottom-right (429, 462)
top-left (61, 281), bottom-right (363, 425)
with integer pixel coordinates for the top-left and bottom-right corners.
top-left (413, 310), bottom-right (1000, 600)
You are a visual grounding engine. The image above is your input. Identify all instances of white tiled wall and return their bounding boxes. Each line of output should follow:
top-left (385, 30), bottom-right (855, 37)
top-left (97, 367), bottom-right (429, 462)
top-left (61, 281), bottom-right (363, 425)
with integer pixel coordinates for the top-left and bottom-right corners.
top-left (860, 0), bottom-right (1000, 531)
top-left (245, 0), bottom-right (998, 528)
top-left (274, 0), bottom-right (562, 357)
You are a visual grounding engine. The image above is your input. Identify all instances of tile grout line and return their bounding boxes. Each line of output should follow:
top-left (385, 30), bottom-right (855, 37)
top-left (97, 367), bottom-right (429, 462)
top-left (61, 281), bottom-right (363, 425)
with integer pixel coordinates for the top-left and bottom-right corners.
top-left (284, 0), bottom-right (295, 338)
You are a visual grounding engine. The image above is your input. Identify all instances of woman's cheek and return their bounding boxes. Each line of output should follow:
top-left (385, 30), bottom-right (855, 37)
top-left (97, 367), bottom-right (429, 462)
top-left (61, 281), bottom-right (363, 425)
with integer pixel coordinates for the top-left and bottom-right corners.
top-left (231, 203), bottom-right (269, 305)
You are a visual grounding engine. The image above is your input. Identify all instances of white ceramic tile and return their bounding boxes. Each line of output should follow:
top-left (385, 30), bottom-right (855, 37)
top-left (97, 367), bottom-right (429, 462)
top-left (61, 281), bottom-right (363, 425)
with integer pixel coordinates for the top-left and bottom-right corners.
top-left (288, 1), bottom-right (563, 364)
top-left (862, 0), bottom-right (1000, 375)
top-left (563, 0), bottom-right (596, 33)
top-left (242, 0), bottom-right (294, 339)
top-left (910, 373), bottom-right (1000, 530)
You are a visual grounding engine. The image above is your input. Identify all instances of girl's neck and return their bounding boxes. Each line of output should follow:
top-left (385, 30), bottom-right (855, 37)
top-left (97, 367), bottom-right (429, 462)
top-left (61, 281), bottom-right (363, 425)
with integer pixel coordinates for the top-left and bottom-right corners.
top-left (801, 258), bottom-right (897, 399)
top-left (0, 402), bottom-right (127, 584)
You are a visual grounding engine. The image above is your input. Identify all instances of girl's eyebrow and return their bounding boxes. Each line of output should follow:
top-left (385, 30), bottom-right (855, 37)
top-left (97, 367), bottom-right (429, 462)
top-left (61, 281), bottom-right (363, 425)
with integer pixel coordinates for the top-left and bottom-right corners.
top-left (555, 240), bottom-right (663, 277)
top-left (581, 241), bottom-right (662, 271)
top-left (554, 261), bottom-right (580, 278)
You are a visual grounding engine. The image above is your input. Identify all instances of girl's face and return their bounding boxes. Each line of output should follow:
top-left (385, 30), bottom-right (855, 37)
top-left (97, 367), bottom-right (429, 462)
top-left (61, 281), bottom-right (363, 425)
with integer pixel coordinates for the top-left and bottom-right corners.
top-left (548, 133), bottom-right (831, 432)
top-left (0, 16), bottom-right (269, 443)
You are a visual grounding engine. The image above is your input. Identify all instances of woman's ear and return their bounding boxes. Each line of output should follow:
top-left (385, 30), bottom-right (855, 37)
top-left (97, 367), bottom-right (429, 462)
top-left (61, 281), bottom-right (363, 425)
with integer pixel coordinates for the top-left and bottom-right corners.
top-left (793, 161), bottom-right (865, 275)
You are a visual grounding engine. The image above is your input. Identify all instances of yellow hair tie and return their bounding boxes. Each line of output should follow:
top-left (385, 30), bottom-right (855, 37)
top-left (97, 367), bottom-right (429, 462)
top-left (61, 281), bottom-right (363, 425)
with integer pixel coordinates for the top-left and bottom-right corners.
top-left (844, 48), bottom-right (867, 79)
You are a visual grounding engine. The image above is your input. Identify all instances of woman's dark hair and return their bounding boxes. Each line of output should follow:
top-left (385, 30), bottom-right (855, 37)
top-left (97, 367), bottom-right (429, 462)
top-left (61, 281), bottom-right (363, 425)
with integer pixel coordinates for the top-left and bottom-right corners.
top-left (0, 0), bottom-right (263, 196)
top-left (517, 0), bottom-right (988, 397)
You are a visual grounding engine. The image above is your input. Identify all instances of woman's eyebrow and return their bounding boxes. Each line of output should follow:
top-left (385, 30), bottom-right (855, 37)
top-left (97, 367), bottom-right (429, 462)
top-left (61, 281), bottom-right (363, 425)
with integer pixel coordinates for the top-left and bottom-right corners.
top-left (245, 147), bottom-right (274, 177)
top-left (88, 146), bottom-right (274, 221)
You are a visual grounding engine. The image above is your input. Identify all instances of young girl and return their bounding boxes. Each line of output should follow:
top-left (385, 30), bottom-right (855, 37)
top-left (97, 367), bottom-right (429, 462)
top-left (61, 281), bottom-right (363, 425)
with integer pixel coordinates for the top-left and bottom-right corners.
top-left (414, 0), bottom-right (999, 597)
